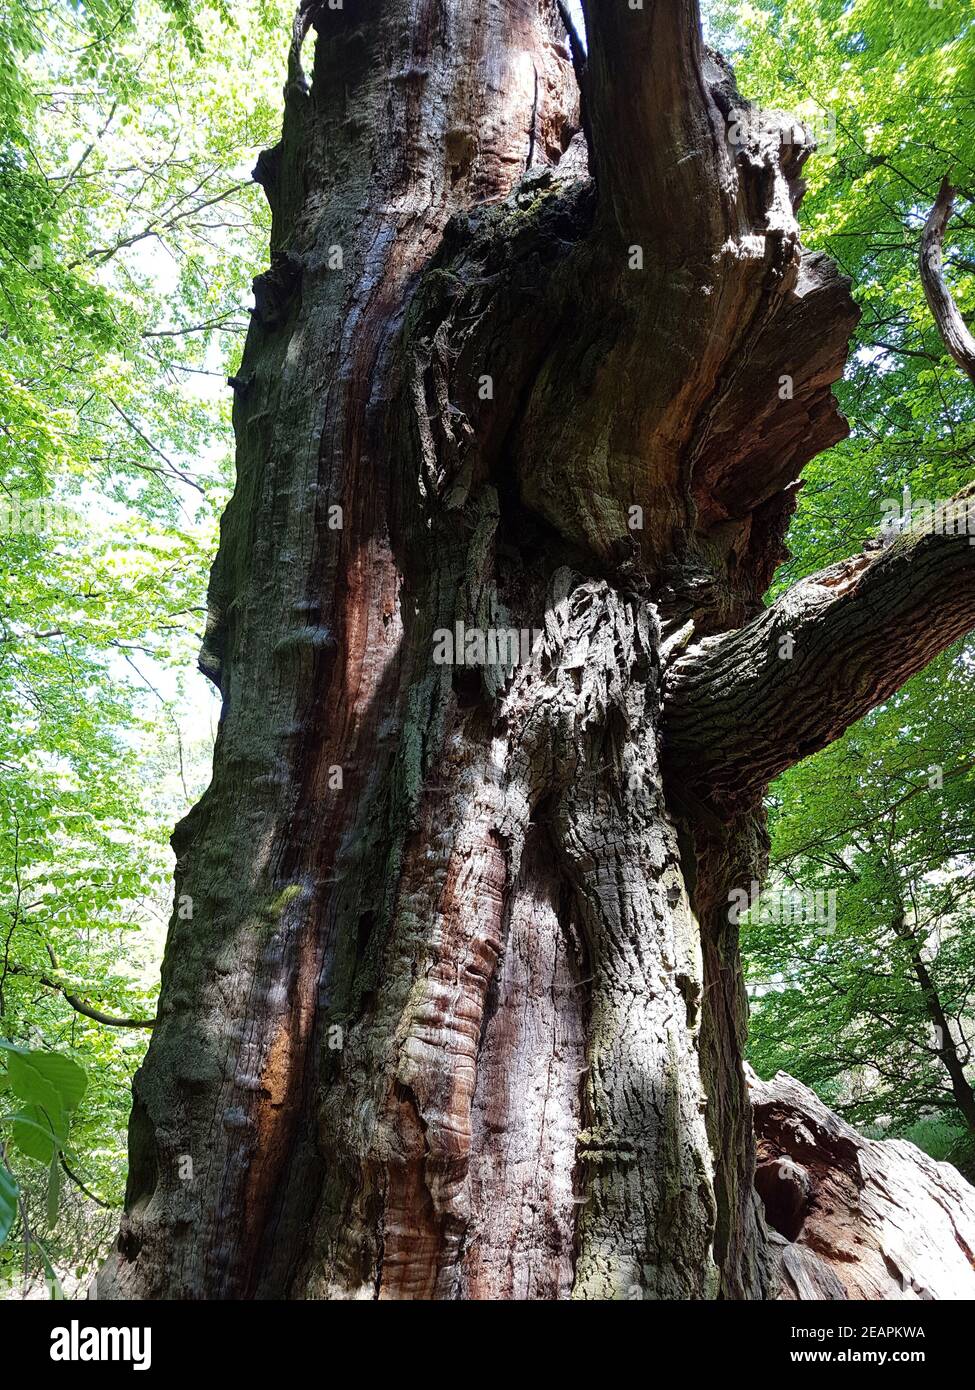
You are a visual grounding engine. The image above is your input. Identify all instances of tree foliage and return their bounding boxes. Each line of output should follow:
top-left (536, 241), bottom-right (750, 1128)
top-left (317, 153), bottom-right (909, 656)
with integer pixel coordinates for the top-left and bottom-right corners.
top-left (0, 0), bottom-right (289, 1293)
top-left (717, 0), bottom-right (975, 1169)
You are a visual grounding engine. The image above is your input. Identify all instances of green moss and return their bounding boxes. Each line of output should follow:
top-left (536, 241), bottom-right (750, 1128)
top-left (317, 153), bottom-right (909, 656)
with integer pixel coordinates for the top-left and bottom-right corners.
top-left (263, 882), bottom-right (302, 925)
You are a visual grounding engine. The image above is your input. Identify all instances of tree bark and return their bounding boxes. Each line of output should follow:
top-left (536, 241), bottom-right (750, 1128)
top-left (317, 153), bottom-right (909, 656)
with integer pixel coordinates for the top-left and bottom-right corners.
top-left (662, 498), bottom-right (975, 816)
top-left (751, 1068), bottom-right (975, 1300)
top-left (920, 178), bottom-right (975, 387)
top-left (96, 1), bottom-right (975, 1300)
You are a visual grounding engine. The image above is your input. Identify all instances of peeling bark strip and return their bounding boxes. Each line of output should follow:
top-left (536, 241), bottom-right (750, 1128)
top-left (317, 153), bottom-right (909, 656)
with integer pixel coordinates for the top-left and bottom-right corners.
top-left (460, 828), bottom-right (586, 1300)
top-left (99, 1), bottom-right (974, 1301)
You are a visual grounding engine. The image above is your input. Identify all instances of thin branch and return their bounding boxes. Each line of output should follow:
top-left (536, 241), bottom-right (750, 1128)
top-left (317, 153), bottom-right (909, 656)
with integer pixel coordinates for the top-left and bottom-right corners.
top-left (7, 960), bottom-right (155, 1029)
top-left (919, 178), bottom-right (975, 387)
top-left (108, 398), bottom-right (205, 495)
top-left (142, 311), bottom-right (246, 339)
top-left (60, 1154), bottom-right (114, 1210)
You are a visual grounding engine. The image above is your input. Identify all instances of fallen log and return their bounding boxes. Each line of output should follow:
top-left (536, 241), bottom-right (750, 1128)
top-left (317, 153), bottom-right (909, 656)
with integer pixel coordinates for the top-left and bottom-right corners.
top-left (748, 1067), bottom-right (975, 1299)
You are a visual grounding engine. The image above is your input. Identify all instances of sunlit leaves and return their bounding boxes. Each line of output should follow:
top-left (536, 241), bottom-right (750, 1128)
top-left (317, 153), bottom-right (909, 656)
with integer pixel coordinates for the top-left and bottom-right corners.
top-left (0, 1044), bottom-right (86, 1224)
top-left (713, 0), bottom-right (975, 1164)
top-left (0, 0), bottom-right (289, 1291)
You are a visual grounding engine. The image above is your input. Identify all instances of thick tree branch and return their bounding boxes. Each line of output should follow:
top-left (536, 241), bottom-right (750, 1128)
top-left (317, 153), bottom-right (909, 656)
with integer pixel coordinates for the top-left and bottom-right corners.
top-left (662, 495), bottom-right (975, 814)
top-left (920, 178), bottom-right (975, 386)
top-left (580, 0), bottom-right (728, 245)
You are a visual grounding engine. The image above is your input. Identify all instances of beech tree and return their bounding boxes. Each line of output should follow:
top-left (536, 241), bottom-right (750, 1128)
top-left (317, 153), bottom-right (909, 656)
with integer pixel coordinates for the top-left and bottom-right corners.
top-left (0, 0), bottom-right (290, 1290)
top-left (97, 0), bottom-right (975, 1299)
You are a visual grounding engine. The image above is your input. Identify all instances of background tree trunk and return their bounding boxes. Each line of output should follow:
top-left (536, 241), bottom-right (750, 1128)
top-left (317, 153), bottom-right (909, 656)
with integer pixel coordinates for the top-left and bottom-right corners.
top-left (889, 901), bottom-right (975, 1139)
top-left (97, 1), bottom-right (971, 1300)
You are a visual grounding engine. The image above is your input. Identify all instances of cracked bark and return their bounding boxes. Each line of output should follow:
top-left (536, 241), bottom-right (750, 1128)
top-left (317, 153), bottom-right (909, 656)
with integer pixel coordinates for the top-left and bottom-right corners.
top-left (97, 0), bottom-right (974, 1300)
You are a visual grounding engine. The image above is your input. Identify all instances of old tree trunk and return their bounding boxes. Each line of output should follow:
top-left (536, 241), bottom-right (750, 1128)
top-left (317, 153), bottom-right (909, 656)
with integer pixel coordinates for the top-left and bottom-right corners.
top-left (98, 1), bottom-right (975, 1299)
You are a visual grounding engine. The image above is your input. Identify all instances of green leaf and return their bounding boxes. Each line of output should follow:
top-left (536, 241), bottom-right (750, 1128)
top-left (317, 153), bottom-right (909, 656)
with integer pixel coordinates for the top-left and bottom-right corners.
top-left (5, 1045), bottom-right (86, 1112)
top-left (0, 1165), bottom-right (19, 1245)
top-left (19, 1051), bottom-right (87, 1113)
top-left (6, 1053), bottom-right (66, 1132)
top-left (11, 1106), bottom-right (66, 1164)
top-left (33, 1238), bottom-right (65, 1300)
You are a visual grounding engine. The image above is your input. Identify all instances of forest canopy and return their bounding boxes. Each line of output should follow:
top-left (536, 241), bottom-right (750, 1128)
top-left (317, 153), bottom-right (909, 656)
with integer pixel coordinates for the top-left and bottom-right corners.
top-left (1, 0), bottom-right (973, 1296)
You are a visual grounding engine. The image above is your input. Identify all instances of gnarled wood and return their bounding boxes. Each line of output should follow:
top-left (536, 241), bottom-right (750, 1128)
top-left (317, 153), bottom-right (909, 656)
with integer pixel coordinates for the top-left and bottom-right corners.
top-left (751, 1068), bottom-right (975, 1300)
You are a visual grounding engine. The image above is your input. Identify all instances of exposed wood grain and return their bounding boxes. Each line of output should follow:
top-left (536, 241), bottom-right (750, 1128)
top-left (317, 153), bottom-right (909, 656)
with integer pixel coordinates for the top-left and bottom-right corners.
top-left (751, 1068), bottom-right (975, 1300)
